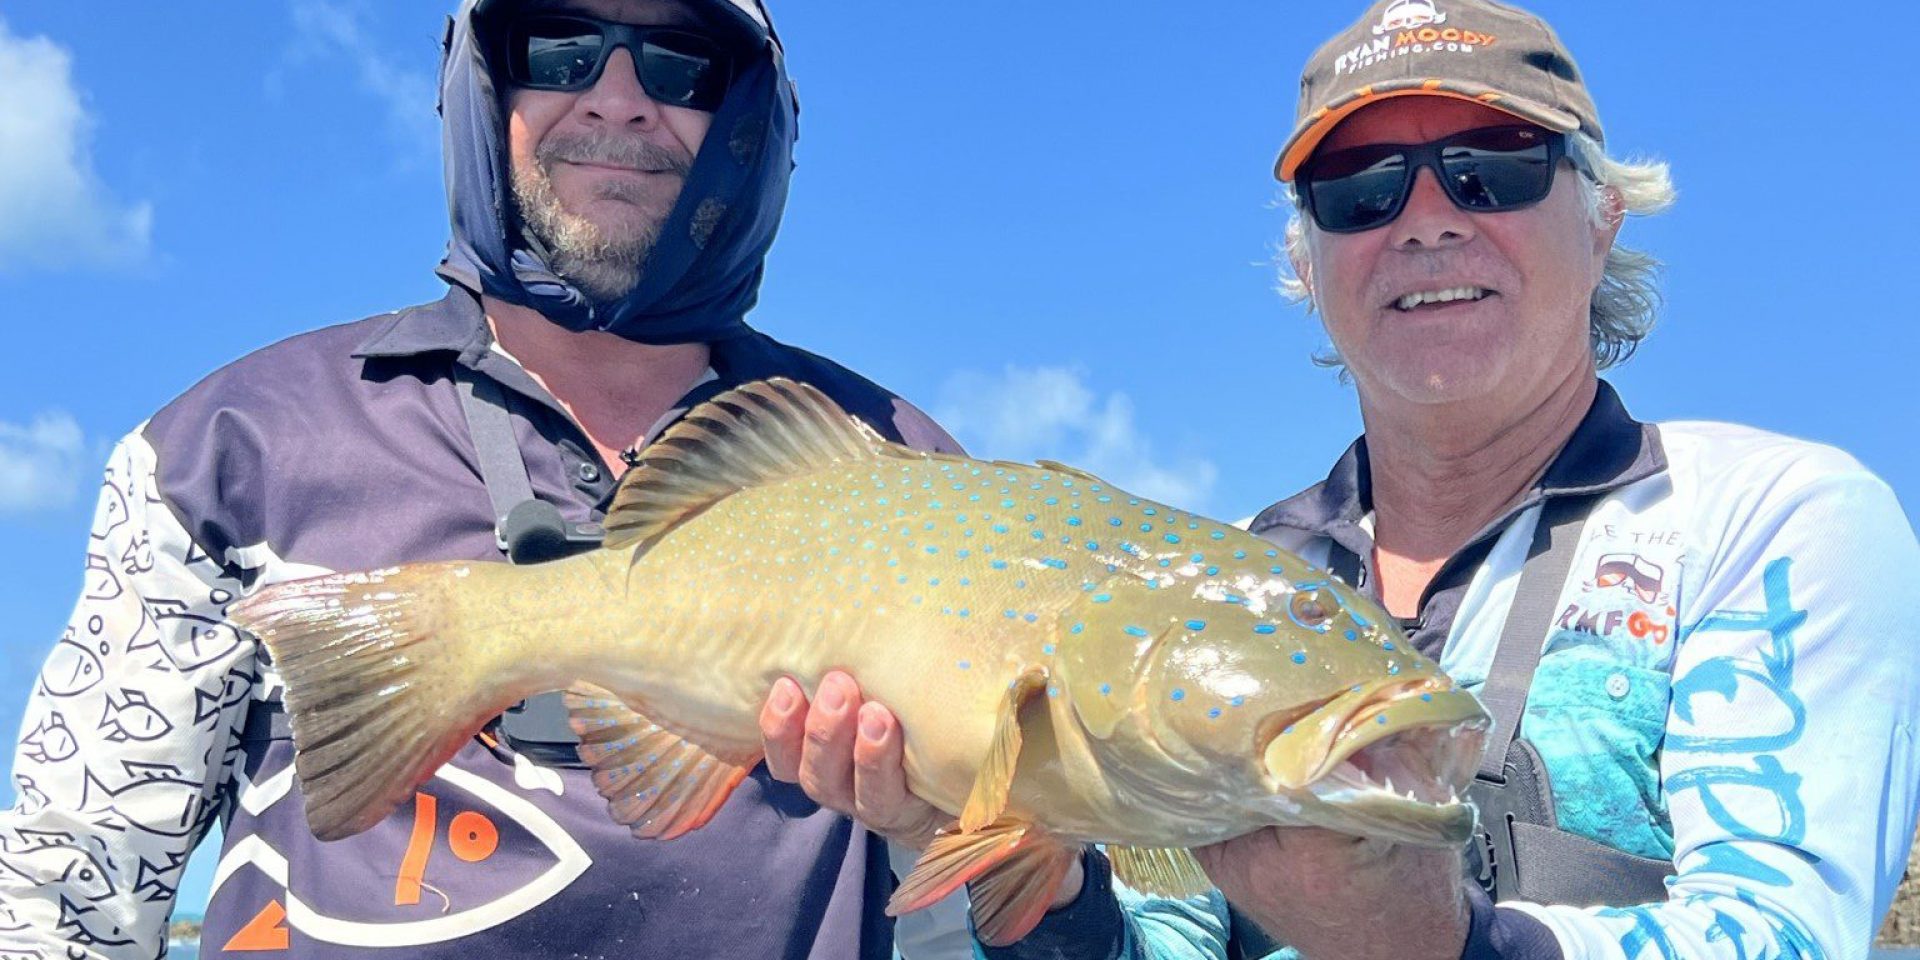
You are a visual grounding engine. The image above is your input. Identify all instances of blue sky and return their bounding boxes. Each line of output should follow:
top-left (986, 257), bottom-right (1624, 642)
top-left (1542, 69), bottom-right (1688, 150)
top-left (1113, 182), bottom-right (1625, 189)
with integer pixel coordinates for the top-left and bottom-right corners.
top-left (1, 0), bottom-right (1914, 918)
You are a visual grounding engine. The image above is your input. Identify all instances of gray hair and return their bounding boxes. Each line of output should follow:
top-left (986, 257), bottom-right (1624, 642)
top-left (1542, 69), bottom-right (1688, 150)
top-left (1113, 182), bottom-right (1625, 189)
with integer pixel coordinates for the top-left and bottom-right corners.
top-left (1279, 132), bottom-right (1678, 371)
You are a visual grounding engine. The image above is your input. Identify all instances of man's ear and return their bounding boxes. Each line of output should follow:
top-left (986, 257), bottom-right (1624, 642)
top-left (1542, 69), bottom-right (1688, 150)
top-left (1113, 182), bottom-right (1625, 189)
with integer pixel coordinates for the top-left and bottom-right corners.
top-left (1595, 184), bottom-right (1626, 249)
top-left (1289, 243), bottom-right (1316, 309)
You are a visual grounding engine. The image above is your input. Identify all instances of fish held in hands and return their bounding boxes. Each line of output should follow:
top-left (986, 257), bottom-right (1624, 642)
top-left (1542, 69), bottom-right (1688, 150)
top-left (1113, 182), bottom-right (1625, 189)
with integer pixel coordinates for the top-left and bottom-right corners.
top-left (229, 378), bottom-right (1489, 947)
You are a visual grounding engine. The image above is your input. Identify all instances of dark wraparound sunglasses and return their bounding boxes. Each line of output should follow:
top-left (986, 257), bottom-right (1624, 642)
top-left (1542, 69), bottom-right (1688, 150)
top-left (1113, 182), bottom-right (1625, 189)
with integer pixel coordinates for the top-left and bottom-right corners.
top-left (1297, 125), bottom-right (1590, 234)
top-left (503, 15), bottom-right (734, 113)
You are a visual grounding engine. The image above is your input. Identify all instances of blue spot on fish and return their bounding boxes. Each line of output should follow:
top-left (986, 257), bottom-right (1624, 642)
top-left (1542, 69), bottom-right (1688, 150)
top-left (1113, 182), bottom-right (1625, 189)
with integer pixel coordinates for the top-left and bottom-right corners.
top-left (1092, 593), bottom-right (1112, 604)
top-left (1045, 497), bottom-right (1059, 506)
top-left (1099, 683), bottom-right (1112, 696)
top-left (1266, 549), bottom-right (1279, 558)
top-left (1042, 559), bottom-right (1067, 570)
top-left (1377, 714), bottom-right (1389, 725)
top-left (1206, 566), bottom-right (1220, 576)
top-left (1004, 610), bottom-right (1018, 619)
top-left (1140, 523), bottom-right (1153, 533)
top-left (958, 609), bottom-right (971, 618)
top-left (1231, 696), bottom-right (1246, 708)
top-left (992, 524), bottom-right (1009, 534)
top-left (1124, 625), bottom-right (1148, 638)
top-left (1234, 550), bottom-right (1246, 560)
top-left (1067, 517), bottom-right (1083, 527)
top-left (1024, 613), bottom-right (1038, 623)
top-left (1042, 644), bottom-right (1056, 655)
top-left (1383, 641), bottom-right (1396, 651)
top-left (1071, 622), bottom-right (1085, 634)
top-left (1345, 629), bottom-right (1357, 641)
top-left (925, 546), bottom-right (939, 555)
top-left (1025, 513), bottom-right (1037, 522)
top-left (1420, 693), bottom-right (1433, 702)
top-left (1292, 652), bottom-right (1307, 665)
top-left (1211, 531), bottom-right (1225, 540)
top-left (991, 560), bottom-right (1009, 570)
top-left (1165, 534), bottom-right (1181, 545)
top-left (1170, 689), bottom-right (1186, 702)
top-left (1209, 707), bottom-right (1223, 719)
top-left (1032, 531), bottom-right (1045, 540)
top-left (1253, 624), bottom-right (1276, 635)
top-left (1186, 619), bottom-right (1206, 631)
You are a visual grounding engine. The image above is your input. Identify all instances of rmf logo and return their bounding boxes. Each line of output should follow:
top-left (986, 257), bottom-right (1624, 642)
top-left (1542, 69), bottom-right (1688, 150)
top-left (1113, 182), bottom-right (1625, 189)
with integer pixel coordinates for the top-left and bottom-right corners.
top-left (1375, 0), bottom-right (1448, 34)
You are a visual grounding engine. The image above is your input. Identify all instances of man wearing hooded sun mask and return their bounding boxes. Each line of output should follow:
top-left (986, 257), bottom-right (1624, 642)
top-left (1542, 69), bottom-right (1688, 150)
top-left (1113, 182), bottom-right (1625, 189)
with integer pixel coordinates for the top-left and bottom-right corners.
top-left (0, 1), bottom-right (966, 957)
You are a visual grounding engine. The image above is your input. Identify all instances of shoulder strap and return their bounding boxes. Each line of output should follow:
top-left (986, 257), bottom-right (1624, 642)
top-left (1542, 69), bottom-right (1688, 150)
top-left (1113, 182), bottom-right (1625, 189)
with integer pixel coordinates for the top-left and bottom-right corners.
top-left (1475, 495), bottom-right (1595, 782)
top-left (453, 364), bottom-right (535, 554)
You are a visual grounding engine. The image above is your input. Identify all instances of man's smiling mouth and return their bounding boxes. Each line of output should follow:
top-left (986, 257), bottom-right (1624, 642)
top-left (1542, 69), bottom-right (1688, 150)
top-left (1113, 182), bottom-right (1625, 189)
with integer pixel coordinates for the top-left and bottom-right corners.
top-left (1393, 286), bottom-right (1493, 311)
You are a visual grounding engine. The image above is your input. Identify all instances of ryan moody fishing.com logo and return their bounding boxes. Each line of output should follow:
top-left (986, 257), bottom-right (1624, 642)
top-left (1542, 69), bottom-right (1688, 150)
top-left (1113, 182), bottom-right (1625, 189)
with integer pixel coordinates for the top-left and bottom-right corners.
top-left (1335, 0), bottom-right (1498, 76)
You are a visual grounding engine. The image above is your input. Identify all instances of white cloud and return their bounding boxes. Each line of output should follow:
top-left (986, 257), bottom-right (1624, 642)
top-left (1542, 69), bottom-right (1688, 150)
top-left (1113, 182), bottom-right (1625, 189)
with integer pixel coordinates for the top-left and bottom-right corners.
top-left (0, 412), bottom-right (88, 512)
top-left (934, 366), bottom-right (1219, 513)
top-left (0, 17), bottom-right (153, 271)
top-left (287, 1), bottom-right (439, 153)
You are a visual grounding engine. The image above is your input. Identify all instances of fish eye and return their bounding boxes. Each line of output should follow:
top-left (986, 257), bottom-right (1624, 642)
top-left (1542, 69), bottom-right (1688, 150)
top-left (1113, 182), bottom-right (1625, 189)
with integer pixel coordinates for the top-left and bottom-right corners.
top-left (1289, 591), bottom-right (1332, 628)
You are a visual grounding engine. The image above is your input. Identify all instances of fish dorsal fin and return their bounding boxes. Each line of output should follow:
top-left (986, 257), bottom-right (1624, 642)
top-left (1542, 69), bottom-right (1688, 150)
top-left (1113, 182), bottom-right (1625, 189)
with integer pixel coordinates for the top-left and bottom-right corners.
top-left (604, 378), bottom-right (889, 551)
top-left (1033, 459), bottom-right (1104, 483)
top-left (1109, 845), bottom-right (1212, 898)
top-left (564, 684), bottom-right (760, 840)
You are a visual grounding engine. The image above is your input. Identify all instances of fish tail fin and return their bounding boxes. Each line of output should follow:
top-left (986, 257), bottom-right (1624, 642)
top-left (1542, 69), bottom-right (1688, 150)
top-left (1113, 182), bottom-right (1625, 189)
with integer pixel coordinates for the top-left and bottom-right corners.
top-left (231, 561), bottom-right (542, 841)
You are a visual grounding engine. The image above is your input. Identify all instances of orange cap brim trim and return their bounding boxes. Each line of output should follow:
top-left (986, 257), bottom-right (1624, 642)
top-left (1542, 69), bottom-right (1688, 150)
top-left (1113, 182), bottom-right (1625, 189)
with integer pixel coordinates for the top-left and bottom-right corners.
top-left (1274, 88), bottom-right (1577, 182)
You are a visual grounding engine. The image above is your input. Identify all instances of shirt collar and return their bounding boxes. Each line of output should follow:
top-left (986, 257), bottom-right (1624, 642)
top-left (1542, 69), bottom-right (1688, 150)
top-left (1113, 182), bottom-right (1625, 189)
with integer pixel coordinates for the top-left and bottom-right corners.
top-left (351, 286), bottom-right (491, 362)
top-left (1250, 379), bottom-right (1666, 541)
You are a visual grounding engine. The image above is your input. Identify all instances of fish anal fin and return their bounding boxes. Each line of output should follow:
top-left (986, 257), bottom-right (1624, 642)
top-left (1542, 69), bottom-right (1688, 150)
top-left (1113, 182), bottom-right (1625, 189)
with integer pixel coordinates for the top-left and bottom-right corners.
top-left (887, 818), bottom-right (1080, 948)
top-left (1109, 845), bottom-right (1212, 897)
top-left (603, 378), bottom-right (891, 551)
top-left (960, 668), bottom-right (1048, 833)
top-left (564, 684), bottom-right (760, 840)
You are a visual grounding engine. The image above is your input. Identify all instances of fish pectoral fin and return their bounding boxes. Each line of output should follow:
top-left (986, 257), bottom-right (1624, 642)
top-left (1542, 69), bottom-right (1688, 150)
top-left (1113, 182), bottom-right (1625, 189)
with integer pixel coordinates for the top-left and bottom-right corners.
top-left (887, 818), bottom-right (1082, 948)
top-left (960, 668), bottom-right (1049, 833)
top-left (603, 379), bottom-right (889, 552)
top-left (1109, 845), bottom-right (1212, 898)
top-left (564, 684), bottom-right (759, 841)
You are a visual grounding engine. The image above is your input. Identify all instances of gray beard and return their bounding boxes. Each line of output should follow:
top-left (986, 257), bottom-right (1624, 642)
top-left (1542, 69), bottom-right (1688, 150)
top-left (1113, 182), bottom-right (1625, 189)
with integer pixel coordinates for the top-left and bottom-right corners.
top-left (511, 131), bottom-right (692, 307)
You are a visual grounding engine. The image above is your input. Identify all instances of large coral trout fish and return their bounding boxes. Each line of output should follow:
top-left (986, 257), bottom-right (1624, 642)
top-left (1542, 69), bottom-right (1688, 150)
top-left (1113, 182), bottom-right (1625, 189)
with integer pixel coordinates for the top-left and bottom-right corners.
top-left (231, 378), bottom-right (1489, 945)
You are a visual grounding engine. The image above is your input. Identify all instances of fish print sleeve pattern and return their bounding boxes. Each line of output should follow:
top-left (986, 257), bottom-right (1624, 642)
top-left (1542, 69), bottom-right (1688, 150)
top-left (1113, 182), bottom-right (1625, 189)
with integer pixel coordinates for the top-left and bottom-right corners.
top-left (0, 431), bottom-right (258, 958)
top-left (1495, 450), bottom-right (1920, 960)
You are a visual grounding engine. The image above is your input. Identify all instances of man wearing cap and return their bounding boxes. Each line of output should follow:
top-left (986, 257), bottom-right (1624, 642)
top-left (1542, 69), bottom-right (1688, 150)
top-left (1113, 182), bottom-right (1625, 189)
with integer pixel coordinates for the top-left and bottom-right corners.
top-left (767, 1), bottom-right (1920, 958)
top-left (0, 1), bottom-right (973, 957)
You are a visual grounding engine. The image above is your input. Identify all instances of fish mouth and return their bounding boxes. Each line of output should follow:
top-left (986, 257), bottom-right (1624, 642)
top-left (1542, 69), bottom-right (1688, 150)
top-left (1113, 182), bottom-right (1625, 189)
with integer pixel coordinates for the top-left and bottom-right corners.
top-left (1259, 677), bottom-right (1488, 846)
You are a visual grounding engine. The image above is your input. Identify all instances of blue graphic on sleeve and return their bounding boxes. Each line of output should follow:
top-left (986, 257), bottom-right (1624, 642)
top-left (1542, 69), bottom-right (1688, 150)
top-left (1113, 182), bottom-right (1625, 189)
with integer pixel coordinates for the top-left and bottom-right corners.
top-left (1670, 559), bottom-right (1808, 753)
top-left (1664, 558), bottom-right (1809, 888)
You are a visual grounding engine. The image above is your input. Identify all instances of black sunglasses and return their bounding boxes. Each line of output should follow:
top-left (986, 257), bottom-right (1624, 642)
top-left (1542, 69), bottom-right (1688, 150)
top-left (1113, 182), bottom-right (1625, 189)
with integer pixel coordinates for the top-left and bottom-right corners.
top-left (503, 15), bottom-right (735, 113)
top-left (1297, 125), bottom-right (1589, 234)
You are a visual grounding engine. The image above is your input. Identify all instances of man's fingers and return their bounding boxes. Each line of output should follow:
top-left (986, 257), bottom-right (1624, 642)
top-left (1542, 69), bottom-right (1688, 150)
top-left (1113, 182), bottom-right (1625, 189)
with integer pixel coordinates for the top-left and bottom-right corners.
top-left (853, 700), bottom-right (948, 849)
top-left (851, 702), bottom-right (910, 818)
top-left (798, 671), bottom-right (862, 813)
top-left (759, 676), bottom-right (808, 783)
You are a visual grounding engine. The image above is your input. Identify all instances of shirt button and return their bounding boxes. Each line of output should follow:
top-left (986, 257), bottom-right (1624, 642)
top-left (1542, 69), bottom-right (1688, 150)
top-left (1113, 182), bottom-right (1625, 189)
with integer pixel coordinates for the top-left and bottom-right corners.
top-left (1606, 673), bottom-right (1631, 700)
top-left (577, 462), bottom-right (602, 484)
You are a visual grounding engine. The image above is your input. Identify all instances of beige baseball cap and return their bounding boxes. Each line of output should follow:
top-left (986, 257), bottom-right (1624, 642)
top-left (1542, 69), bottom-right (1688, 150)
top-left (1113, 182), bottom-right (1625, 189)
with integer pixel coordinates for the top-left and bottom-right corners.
top-left (1275, 0), bottom-right (1603, 182)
